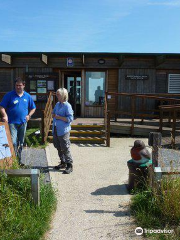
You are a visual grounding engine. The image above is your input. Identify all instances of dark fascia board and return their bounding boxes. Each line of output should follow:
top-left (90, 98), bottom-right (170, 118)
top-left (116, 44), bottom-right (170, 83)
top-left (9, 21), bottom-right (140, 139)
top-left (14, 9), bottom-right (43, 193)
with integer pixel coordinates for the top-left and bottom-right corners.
top-left (0, 52), bottom-right (180, 59)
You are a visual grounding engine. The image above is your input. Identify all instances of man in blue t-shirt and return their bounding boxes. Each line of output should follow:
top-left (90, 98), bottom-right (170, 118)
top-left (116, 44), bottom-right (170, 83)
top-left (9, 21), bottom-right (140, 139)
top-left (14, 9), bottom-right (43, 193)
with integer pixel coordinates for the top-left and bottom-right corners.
top-left (0, 78), bottom-right (36, 165)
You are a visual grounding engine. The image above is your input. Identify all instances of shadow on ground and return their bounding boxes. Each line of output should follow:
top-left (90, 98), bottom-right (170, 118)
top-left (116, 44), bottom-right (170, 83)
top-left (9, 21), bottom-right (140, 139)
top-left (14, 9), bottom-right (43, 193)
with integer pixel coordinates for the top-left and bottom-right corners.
top-left (91, 184), bottom-right (129, 196)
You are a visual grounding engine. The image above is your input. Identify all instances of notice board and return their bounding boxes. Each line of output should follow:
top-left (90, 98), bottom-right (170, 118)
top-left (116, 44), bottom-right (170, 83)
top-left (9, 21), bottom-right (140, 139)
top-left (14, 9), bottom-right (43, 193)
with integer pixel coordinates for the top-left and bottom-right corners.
top-left (0, 122), bottom-right (14, 168)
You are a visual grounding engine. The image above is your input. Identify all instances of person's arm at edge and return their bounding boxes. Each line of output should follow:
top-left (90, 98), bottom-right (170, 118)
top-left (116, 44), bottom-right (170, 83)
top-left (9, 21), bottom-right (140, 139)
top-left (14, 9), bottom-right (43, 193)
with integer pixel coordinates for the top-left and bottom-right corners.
top-left (26, 108), bottom-right (36, 121)
top-left (0, 106), bottom-right (8, 122)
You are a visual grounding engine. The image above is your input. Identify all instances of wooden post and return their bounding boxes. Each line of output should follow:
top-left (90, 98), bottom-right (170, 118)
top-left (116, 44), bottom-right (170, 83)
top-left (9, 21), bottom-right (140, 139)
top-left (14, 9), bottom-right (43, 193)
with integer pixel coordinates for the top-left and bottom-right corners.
top-left (159, 108), bottom-right (163, 133)
top-left (148, 132), bottom-right (162, 168)
top-left (141, 97), bottom-right (145, 124)
top-left (131, 96), bottom-right (135, 135)
top-left (115, 95), bottom-right (118, 122)
top-left (171, 109), bottom-right (176, 149)
top-left (106, 110), bottom-right (110, 147)
top-left (31, 169), bottom-right (40, 206)
top-left (41, 110), bottom-right (45, 144)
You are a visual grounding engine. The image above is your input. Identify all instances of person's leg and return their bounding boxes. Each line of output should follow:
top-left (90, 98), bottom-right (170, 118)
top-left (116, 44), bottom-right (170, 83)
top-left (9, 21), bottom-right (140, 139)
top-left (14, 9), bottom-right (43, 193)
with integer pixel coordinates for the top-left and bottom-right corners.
top-left (17, 122), bottom-right (27, 162)
top-left (9, 123), bottom-right (18, 155)
top-left (58, 132), bottom-right (73, 174)
top-left (53, 127), bottom-right (66, 169)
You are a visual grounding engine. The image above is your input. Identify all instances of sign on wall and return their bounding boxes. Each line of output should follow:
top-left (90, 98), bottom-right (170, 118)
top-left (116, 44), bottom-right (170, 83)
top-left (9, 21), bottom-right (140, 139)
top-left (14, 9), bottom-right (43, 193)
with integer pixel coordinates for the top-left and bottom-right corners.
top-left (67, 57), bottom-right (74, 67)
top-left (125, 75), bottom-right (149, 80)
top-left (26, 73), bottom-right (58, 101)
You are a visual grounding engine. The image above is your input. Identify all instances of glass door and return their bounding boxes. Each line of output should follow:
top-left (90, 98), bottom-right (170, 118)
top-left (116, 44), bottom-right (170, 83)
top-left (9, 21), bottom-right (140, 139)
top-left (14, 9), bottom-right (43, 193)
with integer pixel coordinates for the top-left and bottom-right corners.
top-left (65, 74), bottom-right (81, 117)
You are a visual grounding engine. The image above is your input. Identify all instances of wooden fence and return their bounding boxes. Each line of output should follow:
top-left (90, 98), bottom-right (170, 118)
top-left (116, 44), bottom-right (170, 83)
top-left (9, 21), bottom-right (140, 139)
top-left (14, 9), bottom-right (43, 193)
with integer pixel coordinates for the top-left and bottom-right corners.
top-left (104, 92), bottom-right (180, 147)
top-left (41, 92), bottom-right (56, 143)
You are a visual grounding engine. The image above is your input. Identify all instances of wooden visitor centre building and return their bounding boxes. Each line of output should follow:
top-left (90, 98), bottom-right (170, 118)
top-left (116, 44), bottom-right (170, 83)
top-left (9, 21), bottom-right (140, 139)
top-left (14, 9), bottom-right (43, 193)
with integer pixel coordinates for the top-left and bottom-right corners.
top-left (1, 52), bottom-right (180, 119)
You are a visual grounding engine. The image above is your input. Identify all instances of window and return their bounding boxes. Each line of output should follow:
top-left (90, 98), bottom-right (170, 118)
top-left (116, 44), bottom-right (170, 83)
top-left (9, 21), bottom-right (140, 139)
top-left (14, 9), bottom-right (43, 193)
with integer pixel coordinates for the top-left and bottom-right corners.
top-left (86, 72), bottom-right (105, 106)
top-left (168, 74), bottom-right (180, 93)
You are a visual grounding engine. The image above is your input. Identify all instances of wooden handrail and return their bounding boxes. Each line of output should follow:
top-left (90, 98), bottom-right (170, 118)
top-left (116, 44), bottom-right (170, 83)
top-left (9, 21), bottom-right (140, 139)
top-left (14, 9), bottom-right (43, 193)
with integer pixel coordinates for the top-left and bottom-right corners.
top-left (41, 92), bottom-right (54, 143)
top-left (104, 92), bottom-right (180, 147)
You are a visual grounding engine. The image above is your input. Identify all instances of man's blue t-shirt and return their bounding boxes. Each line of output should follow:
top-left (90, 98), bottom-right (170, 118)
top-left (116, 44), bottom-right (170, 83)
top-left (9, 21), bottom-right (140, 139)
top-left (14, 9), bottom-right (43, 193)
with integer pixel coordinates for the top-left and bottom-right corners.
top-left (0, 90), bottom-right (36, 124)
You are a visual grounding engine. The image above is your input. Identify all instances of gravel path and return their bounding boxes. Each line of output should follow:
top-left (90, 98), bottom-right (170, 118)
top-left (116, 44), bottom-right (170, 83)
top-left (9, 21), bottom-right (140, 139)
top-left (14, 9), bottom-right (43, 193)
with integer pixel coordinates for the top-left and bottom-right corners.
top-left (45, 138), bottom-right (148, 240)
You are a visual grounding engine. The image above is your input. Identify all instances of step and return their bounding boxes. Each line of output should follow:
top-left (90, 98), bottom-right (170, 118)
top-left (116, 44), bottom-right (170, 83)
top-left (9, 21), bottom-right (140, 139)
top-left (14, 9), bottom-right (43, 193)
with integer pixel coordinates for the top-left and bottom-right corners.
top-left (70, 136), bottom-right (105, 143)
top-left (71, 124), bottom-right (104, 129)
top-left (48, 136), bottom-right (105, 144)
top-left (71, 130), bottom-right (105, 136)
top-left (48, 129), bottom-right (105, 136)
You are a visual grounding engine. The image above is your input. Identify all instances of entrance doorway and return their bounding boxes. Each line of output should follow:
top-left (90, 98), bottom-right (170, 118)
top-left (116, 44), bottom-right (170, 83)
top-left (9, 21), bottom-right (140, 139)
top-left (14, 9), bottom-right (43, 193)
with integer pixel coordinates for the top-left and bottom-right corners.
top-left (64, 72), bottom-right (81, 117)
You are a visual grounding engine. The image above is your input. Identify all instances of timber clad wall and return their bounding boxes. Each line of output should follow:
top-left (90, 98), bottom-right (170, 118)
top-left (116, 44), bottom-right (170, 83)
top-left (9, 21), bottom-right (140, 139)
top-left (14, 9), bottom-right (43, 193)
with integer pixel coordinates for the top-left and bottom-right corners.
top-left (1, 52), bottom-right (180, 118)
top-left (108, 69), bottom-right (118, 113)
top-left (156, 72), bottom-right (167, 93)
top-left (118, 69), bottom-right (156, 111)
top-left (0, 69), bottom-right (13, 92)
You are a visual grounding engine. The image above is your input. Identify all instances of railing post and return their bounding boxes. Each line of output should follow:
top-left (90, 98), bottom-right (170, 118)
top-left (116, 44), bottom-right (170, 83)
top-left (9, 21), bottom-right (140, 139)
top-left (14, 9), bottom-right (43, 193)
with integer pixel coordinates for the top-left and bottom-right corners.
top-left (141, 97), bottom-right (145, 124)
top-left (106, 110), bottom-right (110, 147)
top-left (159, 107), bottom-right (163, 133)
top-left (115, 95), bottom-right (118, 122)
top-left (41, 110), bottom-right (45, 144)
top-left (171, 108), bottom-right (176, 148)
top-left (131, 96), bottom-right (135, 135)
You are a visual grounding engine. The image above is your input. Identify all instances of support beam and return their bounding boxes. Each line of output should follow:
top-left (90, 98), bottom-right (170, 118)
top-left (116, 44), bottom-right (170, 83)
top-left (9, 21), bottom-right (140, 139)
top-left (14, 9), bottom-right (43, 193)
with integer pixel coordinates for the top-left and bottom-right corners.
top-left (82, 54), bottom-right (85, 65)
top-left (41, 54), bottom-right (48, 64)
top-left (118, 55), bottom-right (124, 67)
top-left (2, 54), bottom-right (11, 64)
top-left (156, 55), bottom-right (166, 67)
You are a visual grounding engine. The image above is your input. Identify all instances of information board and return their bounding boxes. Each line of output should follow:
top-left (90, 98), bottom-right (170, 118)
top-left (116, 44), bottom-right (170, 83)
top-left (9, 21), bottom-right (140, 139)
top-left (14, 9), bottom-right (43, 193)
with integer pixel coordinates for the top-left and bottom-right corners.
top-left (0, 122), bottom-right (14, 168)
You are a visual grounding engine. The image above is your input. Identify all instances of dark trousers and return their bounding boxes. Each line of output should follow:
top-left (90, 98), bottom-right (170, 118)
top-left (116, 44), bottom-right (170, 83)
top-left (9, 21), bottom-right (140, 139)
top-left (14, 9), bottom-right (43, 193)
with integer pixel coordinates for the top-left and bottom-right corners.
top-left (53, 128), bottom-right (73, 164)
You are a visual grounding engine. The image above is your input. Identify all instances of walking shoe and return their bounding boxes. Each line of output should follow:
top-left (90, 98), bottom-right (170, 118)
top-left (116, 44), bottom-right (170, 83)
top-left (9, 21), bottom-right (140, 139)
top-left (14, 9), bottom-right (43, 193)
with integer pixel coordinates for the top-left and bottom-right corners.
top-left (19, 162), bottom-right (25, 167)
top-left (63, 163), bottom-right (73, 174)
top-left (54, 162), bottom-right (67, 170)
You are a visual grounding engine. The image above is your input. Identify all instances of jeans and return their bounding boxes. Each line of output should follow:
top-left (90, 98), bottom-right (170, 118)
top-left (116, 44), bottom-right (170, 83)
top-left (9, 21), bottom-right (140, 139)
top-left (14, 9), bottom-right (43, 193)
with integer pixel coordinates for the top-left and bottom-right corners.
top-left (9, 122), bottom-right (27, 161)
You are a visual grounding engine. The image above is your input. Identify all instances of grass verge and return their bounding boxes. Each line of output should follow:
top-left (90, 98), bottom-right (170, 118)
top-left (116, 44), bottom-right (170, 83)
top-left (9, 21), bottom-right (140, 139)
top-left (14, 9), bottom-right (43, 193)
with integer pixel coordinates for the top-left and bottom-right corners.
top-left (130, 177), bottom-right (180, 239)
top-left (0, 167), bottom-right (57, 240)
top-left (25, 128), bottom-right (47, 148)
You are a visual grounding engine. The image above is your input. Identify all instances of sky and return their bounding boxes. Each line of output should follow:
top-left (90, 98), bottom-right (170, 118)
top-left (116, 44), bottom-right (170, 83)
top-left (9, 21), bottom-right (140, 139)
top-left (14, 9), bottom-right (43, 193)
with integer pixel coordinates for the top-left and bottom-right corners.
top-left (0, 0), bottom-right (180, 53)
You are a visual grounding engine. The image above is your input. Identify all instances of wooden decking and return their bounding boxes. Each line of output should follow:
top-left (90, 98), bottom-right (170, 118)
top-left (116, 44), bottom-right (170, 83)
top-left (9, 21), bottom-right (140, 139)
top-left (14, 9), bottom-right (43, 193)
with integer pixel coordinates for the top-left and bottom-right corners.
top-left (72, 117), bottom-right (180, 148)
top-left (30, 117), bottom-right (180, 147)
top-left (72, 118), bottom-right (104, 125)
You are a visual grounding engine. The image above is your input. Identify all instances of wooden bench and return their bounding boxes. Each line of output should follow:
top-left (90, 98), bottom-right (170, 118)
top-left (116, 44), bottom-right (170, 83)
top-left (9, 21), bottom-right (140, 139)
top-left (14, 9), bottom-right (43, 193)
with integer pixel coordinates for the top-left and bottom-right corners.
top-left (0, 169), bottom-right (40, 205)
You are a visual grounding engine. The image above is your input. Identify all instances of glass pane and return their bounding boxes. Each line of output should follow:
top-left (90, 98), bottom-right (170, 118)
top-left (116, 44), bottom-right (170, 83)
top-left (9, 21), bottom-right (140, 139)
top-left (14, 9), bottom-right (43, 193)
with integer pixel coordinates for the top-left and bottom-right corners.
top-left (30, 80), bottom-right (36, 91)
top-left (86, 72), bottom-right (105, 106)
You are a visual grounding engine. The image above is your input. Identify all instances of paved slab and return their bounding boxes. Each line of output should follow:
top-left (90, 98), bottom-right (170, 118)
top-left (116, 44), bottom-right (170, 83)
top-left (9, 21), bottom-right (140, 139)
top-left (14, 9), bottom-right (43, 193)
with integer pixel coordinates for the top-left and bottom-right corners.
top-left (21, 147), bottom-right (50, 184)
top-left (45, 138), bottom-right (149, 240)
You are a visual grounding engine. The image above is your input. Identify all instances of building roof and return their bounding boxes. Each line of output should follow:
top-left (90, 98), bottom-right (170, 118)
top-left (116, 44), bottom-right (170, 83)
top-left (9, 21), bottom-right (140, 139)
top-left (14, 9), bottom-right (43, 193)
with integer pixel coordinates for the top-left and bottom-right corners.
top-left (1, 52), bottom-right (180, 58)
